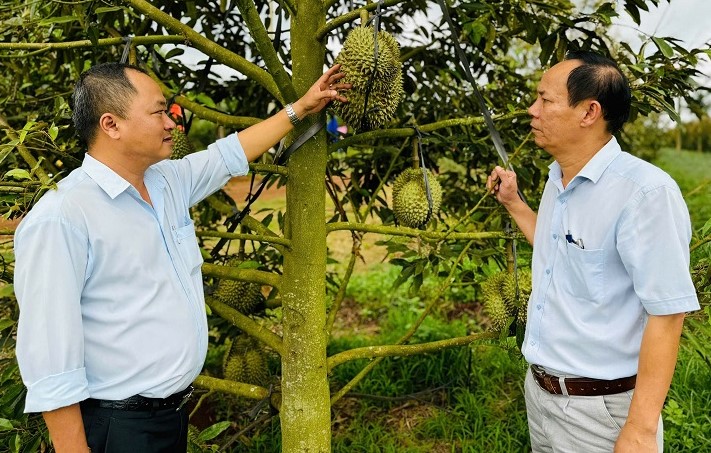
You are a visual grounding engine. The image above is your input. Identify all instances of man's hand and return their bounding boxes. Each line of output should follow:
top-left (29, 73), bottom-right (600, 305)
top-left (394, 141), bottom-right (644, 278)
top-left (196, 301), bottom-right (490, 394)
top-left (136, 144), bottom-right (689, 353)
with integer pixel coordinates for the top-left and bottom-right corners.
top-left (292, 64), bottom-right (351, 119)
top-left (614, 421), bottom-right (658, 453)
top-left (486, 165), bottom-right (537, 245)
top-left (486, 166), bottom-right (520, 207)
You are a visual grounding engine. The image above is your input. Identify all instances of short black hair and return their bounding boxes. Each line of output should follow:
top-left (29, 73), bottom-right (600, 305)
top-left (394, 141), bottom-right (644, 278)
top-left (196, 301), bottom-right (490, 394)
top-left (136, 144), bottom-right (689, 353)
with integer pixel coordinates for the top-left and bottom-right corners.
top-left (564, 51), bottom-right (631, 134)
top-left (71, 62), bottom-right (147, 146)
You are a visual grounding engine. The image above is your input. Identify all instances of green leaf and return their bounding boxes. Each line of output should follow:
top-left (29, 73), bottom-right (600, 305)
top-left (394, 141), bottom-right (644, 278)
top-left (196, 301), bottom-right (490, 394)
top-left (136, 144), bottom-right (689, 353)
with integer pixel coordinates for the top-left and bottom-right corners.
top-left (48, 124), bottom-right (59, 141)
top-left (0, 319), bottom-right (15, 333)
top-left (0, 418), bottom-right (13, 431)
top-left (5, 169), bottom-right (31, 181)
top-left (196, 421), bottom-right (230, 442)
top-left (38, 16), bottom-right (80, 26)
top-left (652, 37), bottom-right (674, 59)
top-left (237, 260), bottom-right (260, 269)
top-left (95, 6), bottom-right (124, 14)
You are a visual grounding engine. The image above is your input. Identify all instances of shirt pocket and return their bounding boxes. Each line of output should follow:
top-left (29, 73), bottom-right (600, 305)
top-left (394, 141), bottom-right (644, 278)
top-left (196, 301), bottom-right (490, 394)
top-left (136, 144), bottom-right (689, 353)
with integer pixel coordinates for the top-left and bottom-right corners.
top-left (173, 221), bottom-right (203, 275)
top-left (564, 244), bottom-right (604, 302)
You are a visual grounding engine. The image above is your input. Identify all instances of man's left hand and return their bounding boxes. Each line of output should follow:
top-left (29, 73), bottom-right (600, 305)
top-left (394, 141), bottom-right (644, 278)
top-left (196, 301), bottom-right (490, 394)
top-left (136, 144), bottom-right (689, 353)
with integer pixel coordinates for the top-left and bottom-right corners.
top-left (614, 422), bottom-right (658, 453)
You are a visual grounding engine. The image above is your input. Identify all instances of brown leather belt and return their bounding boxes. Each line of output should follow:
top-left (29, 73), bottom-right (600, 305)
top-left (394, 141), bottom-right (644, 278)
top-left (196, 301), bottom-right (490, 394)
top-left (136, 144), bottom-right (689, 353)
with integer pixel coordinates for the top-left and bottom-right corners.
top-left (531, 365), bottom-right (636, 396)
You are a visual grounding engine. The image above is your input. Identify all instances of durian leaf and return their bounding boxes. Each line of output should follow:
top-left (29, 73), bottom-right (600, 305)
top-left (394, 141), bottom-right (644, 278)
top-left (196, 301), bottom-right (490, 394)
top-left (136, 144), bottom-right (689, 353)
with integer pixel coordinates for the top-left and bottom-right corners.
top-left (197, 421), bottom-right (231, 442)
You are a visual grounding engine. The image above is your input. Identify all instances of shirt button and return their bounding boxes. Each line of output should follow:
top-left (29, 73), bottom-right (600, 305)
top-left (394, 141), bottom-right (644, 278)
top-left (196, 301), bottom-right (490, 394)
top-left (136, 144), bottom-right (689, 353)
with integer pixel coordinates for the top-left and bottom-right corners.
top-left (531, 341), bottom-right (537, 346)
top-left (537, 304), bottom-right (542, 310)
top-left (552, 234), bottom-right (558, 240)
top-left (545, 269), bottom-right (551, 275)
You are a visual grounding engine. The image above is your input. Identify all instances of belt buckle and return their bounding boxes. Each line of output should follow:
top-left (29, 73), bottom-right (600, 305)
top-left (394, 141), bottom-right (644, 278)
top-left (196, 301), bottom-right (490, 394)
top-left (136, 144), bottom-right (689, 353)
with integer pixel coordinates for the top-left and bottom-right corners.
top-left (176, 386), bottom-right (194, 412)
top-left (543, 374), bottom-right (558, 394)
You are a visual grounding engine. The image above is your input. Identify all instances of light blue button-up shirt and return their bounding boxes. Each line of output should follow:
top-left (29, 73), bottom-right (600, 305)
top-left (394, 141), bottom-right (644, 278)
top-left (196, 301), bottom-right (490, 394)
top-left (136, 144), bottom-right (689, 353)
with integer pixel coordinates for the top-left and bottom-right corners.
top-left (522, 137), bottom-right (699, 380)
top-left (14, 135), bottom-right (248, 413)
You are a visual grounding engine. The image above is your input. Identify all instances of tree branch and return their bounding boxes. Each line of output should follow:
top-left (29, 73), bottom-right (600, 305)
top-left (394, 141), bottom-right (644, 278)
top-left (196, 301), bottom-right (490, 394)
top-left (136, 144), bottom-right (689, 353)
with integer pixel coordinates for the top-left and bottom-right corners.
top-left (249, 163), bottom-right (289, 176)
top-left (197, 230), bottom-right (291, 248)
top-left (124, 0), bottom-right (283, 103)
top-left (193, 374), bottom-right (269, 400)
top-left (328, 111), bottom-right (527, 153)
top-left (0, 115), bottom-right (50, 185)
top-left (328, 332), bottom-right (498, 370)
top-left (236, 0), bottom-right (297, 102)
top-left (317, 0), bottom-right (410, 40)
top-left (201, 263), bottom-right (281, 289)
top-left (326, 222), bottom-right (513, 241)
top-left (205, 296), bottom-right (284, 355)
top-left (0, 35), bottom-right (185, 52)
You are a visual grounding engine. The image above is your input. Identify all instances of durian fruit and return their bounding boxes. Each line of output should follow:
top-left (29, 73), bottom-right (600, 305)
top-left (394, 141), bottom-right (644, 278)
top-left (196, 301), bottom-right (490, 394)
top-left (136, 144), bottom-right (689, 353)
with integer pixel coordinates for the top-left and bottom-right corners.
top-left (482, 272), bottom-right (511, 332)
top-left (482, 270), bottom-right (532, 331)
top-left (214, 258), bottom-right (265, 315)
top-left (502, 268), bottom-right (532, 324)
top-left (392, 168), bottom-right (442, 228)
top-left (334, 26), bottom-right (404, 131)
top-left (222, 336), bottom-right (270, 386)
top-left (170, 127), bottom-right (196, 159)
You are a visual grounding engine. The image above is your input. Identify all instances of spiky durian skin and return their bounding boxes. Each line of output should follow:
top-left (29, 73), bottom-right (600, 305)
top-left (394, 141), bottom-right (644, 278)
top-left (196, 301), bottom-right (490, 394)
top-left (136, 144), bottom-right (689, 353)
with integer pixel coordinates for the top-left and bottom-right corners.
top-left (222, 336), bottom-right (270, 386)
top-left (334, 26), bottom-right (404, 131)
top-left (392, 168), bottom-right (442, 228)
top-left (170, 128), bottom-right (196, 159)
top-left (482, 270), bottom-right (532, 331)
top-left (214, 258), bottom-right (265, 315)
top-left (502, 269), bottom-right (532, 324)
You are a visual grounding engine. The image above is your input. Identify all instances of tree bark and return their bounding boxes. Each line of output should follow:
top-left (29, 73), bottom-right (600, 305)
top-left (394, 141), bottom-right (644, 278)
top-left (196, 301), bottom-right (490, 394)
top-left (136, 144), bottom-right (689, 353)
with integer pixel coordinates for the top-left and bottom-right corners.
top-left (279, 1), bottom-right (332, 450)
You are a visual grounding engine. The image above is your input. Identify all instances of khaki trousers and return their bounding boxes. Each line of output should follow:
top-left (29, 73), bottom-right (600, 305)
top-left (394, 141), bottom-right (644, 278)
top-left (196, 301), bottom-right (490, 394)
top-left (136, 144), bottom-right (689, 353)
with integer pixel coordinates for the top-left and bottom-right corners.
top-left (524, 368), bottom-right (663, 452)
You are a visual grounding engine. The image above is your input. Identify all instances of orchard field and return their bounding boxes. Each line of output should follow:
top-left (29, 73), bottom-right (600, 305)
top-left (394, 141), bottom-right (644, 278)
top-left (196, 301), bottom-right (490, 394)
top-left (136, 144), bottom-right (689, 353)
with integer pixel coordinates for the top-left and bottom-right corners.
top-left (1, 0), bottom-right (710, 451)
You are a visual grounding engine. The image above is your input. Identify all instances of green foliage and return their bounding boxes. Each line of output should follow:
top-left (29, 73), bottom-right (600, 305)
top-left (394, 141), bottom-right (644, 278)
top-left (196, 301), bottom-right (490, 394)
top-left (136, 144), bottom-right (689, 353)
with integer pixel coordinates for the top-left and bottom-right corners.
top-left (664, 307), bottom-right (711, 451)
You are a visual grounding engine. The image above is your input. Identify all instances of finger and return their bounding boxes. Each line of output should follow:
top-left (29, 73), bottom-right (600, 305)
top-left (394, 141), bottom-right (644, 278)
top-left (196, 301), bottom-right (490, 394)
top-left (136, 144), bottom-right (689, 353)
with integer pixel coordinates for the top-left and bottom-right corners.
top-left (320, 64), bottom-right (342, 83)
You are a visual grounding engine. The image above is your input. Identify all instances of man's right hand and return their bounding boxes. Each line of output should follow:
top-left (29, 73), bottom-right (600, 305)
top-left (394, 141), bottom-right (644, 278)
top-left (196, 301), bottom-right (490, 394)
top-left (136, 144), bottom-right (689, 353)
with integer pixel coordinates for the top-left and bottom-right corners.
top-left (486, 165), bottom-right (537, 245)
top-left (486, 165), bottom-right (521, 207)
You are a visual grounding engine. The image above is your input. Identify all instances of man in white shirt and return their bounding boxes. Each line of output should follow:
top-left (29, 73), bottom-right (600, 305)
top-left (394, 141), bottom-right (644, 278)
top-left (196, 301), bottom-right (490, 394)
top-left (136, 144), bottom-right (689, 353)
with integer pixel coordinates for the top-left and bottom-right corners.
top-left (487, 51), bottom-right (699, 452)
top-left (14, 62), bottom-right (349, 452)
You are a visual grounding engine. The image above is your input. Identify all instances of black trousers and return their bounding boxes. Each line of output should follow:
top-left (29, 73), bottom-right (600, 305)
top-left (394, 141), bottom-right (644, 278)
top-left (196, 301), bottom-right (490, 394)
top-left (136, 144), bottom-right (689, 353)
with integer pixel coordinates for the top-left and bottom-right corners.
top-left (80, 402), bottom-right (189, 453)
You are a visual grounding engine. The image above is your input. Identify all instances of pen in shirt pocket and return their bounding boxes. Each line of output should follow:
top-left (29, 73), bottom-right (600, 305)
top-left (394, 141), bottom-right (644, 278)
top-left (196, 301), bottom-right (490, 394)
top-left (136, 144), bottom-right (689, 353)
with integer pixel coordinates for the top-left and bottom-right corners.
top-left (566, 230), bottom-right (584, 249)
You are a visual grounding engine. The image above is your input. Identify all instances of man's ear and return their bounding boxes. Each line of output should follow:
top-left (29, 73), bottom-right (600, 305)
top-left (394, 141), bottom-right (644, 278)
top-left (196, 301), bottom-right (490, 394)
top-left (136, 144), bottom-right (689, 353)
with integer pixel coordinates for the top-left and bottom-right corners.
top-left (98, 113), bottom-right (121, 140)
top-left (580, 100), bottom-right (603, 128)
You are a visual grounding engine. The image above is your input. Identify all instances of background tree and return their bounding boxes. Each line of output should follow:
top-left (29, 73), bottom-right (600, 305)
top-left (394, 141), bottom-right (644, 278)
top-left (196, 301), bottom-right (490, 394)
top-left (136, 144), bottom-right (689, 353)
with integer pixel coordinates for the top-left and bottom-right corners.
top-left (0, 0), bottom-right (708, 451)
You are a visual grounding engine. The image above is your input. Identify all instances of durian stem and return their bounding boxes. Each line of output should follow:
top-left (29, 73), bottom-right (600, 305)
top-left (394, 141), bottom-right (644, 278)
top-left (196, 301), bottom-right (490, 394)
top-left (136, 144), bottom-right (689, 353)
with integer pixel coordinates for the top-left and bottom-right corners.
top-left (193, 375), bottom-right (269, 400)
top-left (205, 296), bottom-right (284, 355)
top-left (359, 9), bottom-right (369, 25)
top-left (327, 332), bottom-right (498, 370)
top-left (325, 222), bottom-right (514, 241)
top-left (411, 136), bottom-right (419, 168)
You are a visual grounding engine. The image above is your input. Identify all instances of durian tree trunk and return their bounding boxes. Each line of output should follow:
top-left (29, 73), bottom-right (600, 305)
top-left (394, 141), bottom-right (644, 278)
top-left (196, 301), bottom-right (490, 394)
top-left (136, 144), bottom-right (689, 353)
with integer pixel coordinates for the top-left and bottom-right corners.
top-left (279, 1), bottom-right (332, 451)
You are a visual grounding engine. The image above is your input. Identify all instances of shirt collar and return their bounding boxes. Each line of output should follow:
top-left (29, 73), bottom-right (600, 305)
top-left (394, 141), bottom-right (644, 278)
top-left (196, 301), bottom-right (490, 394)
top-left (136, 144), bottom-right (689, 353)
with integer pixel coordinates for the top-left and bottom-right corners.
top-left (548, 136), bottom-right (621, 187)
top-left (81, 153), bottom-right (131, 199)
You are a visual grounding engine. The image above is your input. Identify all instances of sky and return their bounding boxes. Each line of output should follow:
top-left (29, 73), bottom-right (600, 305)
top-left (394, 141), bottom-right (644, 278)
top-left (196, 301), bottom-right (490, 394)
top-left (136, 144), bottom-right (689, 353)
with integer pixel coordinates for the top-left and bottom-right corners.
top-left (610, 0), bottom-right (711, 50)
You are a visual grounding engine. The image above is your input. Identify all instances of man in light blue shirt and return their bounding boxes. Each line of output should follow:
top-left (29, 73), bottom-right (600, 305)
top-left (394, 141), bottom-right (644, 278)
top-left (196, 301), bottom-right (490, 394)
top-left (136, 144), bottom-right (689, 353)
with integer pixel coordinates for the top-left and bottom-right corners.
top-left (14, 62), bottom-right (349, 452)
top-left (487, 51), bottom-right (699, 452)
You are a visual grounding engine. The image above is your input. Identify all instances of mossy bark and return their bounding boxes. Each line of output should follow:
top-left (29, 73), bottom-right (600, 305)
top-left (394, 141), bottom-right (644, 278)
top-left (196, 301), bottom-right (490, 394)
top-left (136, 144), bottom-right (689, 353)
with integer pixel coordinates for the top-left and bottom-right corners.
top-left (279, 1), bottom-right (332, 451)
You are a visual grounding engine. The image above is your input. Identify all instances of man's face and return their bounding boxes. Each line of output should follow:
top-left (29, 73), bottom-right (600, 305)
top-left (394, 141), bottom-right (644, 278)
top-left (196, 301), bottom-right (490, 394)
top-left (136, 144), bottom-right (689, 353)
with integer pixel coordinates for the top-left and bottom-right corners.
top-left (527, 59), bottom-right (586, 156)
top-left (117, 70), bottom-right (176, 165)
